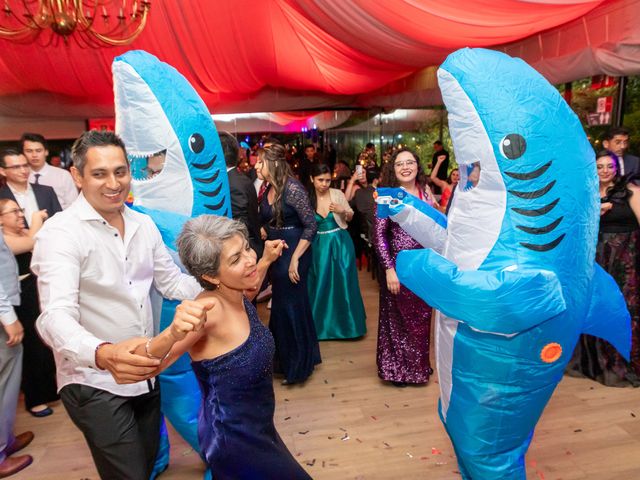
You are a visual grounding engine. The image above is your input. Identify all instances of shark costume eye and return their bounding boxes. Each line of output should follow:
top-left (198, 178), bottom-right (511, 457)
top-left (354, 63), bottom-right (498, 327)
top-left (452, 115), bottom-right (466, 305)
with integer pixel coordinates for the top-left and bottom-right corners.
top-left (189, 133), bottom-right (205, 153)
top-left (500, 134), bottom-right (526, 160)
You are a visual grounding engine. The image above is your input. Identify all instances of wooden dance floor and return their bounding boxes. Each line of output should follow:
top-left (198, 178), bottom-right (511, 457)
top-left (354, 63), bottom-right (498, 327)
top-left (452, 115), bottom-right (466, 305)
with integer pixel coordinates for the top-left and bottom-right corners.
top-left (12, 270), bottom-right (640, 479)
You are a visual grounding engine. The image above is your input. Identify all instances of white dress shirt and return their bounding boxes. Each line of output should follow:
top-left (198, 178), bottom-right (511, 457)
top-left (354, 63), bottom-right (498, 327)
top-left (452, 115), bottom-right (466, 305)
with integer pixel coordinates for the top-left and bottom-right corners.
top-left (29, 163), bottom-right (78, 210)
top-left (8, 183), bottom-right (38, 225)
top-left (32, 193), bottom-right (202, 396)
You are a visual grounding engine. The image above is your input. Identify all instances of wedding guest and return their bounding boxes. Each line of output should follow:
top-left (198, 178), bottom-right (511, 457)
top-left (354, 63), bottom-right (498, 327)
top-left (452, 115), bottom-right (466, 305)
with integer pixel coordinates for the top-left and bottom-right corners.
top-left (21, 133), bottom-right (78, 210)
top-left (0, 199), bottom-right (58, 417)
top-left (138, 215), bottom-right (311, 479)
top-left (0, 148), bottom-right (61, 225)
top-left (257, 144), bottom-right (320, 384)
top-left (0, 232), bottom-right (34, 478)
top-left (568, 151), bottom-right (640, 386)
top-left (430, 154), bottom-right (459, 211)
top-left (32, 130), bottom-right (202, 479)
top-left (307, 164), bottom-right (366, 340)
top-left (373, 148), bottom-right (435, 387)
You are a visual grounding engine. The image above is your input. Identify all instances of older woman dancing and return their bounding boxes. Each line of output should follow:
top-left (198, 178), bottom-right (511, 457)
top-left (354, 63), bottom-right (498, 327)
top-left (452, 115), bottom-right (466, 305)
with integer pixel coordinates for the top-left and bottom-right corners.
top-left (136, 215), bottom-right (311, 480)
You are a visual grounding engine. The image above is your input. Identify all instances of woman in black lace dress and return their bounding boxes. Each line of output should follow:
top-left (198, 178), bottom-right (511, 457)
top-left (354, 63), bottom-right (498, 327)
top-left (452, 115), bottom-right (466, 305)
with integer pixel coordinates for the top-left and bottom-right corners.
top-left (256, 145), bottom-right (320, 384)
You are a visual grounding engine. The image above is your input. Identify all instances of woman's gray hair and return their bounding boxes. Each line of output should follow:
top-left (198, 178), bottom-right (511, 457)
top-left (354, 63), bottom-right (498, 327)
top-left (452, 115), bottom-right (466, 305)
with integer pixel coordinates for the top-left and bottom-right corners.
top-left (176, 215), bottom-right (249, 290)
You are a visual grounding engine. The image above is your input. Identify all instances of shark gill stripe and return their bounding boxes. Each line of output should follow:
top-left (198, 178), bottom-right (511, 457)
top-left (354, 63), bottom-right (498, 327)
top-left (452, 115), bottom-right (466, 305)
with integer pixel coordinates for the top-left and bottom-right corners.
top-left (512, 198), bottom-right (559, 217)
top-left (192, 155), bottom-right (217, 170)
top-left (520, 234), bottom-right (566, 252)
top-left (204, 198), bottom-right (226, 211)
top-left (199, 183), bottom-right (223, 197)
top-left (508, 181), bottom-right (556, 199)
top-left (516, 217), bottom-right (564, 235)
top-left (194, 169), bottom-right (220, 184)
top-left (504, 161), bottom-right (552, 181)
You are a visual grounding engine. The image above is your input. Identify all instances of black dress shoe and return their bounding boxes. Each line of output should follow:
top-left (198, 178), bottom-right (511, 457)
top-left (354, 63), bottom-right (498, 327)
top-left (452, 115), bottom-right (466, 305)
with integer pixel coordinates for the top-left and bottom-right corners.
top-left (391, 381), bottom-right (408, 388)
top-left (29, 406), bottom-right (53, 418)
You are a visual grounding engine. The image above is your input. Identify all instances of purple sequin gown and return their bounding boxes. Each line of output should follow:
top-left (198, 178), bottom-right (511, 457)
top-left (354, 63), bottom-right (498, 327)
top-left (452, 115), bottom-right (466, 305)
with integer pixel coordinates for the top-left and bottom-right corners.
top-left (373, 213), bottom-right (433, 384)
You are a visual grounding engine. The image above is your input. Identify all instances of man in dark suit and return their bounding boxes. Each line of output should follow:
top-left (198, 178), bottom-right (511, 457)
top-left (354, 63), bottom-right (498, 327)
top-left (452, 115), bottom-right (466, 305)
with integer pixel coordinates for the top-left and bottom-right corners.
top-left (219, 133), bottom-right (263, 258)
top-left (603, 127), bottom-right (640, 177)
top-left (0, 148), bottom-right (61, 225)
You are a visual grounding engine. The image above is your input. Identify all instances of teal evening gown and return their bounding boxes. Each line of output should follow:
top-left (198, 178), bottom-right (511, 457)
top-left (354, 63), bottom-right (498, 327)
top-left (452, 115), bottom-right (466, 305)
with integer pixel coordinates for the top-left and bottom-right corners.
top-left (308, 212), bottom-right (367, 339)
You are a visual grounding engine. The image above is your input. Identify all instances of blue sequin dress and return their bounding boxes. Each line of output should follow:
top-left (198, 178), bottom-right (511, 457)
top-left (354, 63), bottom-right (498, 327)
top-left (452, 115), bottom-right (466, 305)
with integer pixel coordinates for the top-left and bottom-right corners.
top-left (191, 298), bottom-right (311, 479)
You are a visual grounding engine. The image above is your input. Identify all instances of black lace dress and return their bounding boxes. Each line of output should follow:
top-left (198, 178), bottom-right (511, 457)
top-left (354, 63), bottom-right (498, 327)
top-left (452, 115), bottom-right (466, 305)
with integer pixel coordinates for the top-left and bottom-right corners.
top-left (259, 179), bottom-right (321, 383)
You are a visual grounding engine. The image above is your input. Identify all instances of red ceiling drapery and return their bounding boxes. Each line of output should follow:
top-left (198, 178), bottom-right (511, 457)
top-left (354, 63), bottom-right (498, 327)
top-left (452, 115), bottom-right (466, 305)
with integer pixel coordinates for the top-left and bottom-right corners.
top-left (1, 0), bottom-right (638, 133)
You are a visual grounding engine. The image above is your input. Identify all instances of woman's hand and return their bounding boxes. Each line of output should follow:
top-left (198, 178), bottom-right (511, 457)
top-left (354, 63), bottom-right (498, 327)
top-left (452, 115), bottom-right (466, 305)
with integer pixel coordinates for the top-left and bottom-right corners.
top-left (386, 268), bottom-right (400, 295)
top-left (329, 202), bottom-right (344, 214)
top-left (260, 227), bottom-right (268, 241)
top-left (288, 256), bottom-right (300, 284)
top-left (169, 299), bottom-right (216, 341)
top-left (33, 209), bottom-right (48, 222)
top-left (3, 320), bottom-right (24, 347)
top-left (600, 201), bottom-right (613, 216)
top-left (349, 169), bottom-right (364, 185)
top-left (262, 239), bottom-right (287, 264)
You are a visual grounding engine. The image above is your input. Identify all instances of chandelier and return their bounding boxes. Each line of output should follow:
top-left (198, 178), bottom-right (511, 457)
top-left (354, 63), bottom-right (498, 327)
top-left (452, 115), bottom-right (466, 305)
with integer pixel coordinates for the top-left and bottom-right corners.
top-left (0, 1), bottom-right (151, 47)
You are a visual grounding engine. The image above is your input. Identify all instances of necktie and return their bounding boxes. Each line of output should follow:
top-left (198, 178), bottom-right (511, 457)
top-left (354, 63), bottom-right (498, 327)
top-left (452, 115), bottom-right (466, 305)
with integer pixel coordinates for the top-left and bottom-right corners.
top-left (258, 181), bottom-right (269, 203)
top-left (34, 173), bottom-right (40, 184)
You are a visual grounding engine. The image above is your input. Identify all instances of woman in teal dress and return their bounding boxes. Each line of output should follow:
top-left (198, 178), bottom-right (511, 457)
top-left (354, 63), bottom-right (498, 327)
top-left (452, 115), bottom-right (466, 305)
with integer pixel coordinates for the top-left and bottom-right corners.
top-left (307, 163), bottom-right (366, 339)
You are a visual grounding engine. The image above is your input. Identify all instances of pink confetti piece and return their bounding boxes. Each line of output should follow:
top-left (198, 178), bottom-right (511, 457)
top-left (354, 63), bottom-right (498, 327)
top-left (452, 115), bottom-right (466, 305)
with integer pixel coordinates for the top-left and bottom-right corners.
top-left (431, 447), bottom-right (442, 455)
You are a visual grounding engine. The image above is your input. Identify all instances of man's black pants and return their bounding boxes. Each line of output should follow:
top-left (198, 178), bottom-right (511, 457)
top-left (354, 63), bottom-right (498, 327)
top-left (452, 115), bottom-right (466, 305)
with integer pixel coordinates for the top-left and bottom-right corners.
top-left (60, 382), bottom-right (161, 480)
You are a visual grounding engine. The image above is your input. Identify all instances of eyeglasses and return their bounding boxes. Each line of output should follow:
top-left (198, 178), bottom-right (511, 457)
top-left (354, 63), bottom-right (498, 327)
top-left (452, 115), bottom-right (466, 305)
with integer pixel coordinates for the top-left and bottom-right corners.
top-left (2, 164), bottom-right (29, 171)
top-left (0, 208), bottom-right (25, 216)
top-left (142, 166), bottom-right (164, 176)
top-left (394, 160), bottom-right (417, 168)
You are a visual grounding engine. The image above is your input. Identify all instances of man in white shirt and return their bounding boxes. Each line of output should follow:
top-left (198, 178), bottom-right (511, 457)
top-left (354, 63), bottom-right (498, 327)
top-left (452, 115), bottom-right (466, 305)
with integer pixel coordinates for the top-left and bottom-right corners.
top-left (32, 130), bottom-right (202, 480)
top-left (0, 234), bottom-right (33, 478)
top-left (21, 133), bottom-right (78, 210)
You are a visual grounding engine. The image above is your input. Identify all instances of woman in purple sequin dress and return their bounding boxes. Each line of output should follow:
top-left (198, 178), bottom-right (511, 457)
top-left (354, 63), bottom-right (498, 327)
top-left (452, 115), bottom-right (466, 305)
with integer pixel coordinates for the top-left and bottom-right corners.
top-left (373, 148), bottom-right (436, 387)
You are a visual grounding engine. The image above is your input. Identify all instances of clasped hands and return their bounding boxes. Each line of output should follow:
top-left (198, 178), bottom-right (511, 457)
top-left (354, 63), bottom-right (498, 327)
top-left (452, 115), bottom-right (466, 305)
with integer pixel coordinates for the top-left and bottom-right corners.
top-left (95, 299), bottom-right (214, 384)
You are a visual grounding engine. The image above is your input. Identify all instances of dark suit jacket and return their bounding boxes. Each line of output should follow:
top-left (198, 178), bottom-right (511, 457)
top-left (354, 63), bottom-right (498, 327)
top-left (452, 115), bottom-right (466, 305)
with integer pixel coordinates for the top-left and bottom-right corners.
top-left (0, 183), bottom-right (62, 225)
top-left (623, 154), bottom-right (640, 177)
top-left (227, 168), bottom-right (263, 258)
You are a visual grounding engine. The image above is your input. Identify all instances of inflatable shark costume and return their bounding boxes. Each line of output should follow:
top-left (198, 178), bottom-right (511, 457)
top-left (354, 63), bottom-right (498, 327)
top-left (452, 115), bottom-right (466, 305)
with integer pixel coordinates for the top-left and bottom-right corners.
top-left (113, 50), bottom-right (231, 478)
top-left (379, 48), bottom-right (632, 479)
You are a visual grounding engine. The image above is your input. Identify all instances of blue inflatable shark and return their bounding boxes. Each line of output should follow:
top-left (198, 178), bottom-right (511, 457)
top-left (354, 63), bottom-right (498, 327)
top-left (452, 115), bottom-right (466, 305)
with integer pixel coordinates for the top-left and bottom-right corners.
top-left (113, 50), bottom-right (231, 479)
top-left (381, 48), bottom-right (632, 479)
